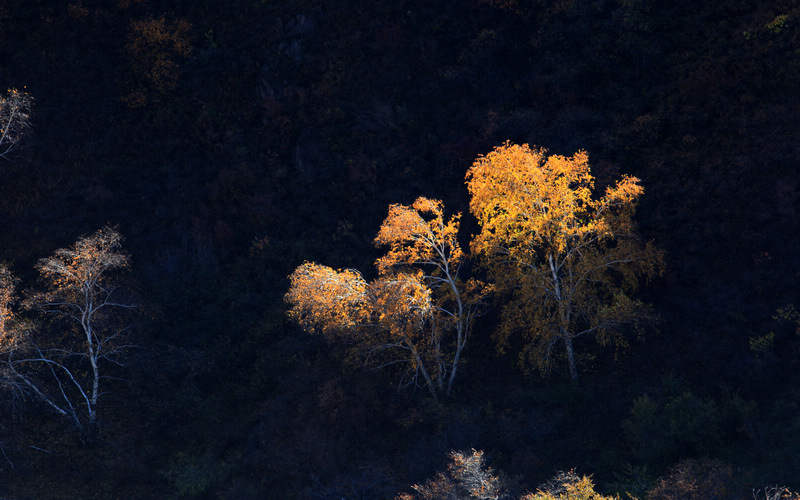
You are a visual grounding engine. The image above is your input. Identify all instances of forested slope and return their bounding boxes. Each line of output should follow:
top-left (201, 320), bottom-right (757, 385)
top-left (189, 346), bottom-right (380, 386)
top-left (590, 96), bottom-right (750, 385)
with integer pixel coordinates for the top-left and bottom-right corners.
top-left (0, 0), bottom-right (799, 498)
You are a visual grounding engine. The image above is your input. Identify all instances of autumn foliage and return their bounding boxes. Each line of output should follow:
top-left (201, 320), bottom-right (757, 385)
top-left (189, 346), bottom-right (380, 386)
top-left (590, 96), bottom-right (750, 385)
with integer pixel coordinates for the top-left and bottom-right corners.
top-left (374, 197), bottom-right (463, 275)
top-left (285, 262), bottom-right (371, 336)
top-left (396, 449), bottom-right (507, 500)
top-left (397, 450), bottom-right (620, 500)
top-left (467, 142), bottom-right (663, 380)
top-left (32, 226), bottom-right (129, 310)
top-left (286, 197), bottom-right (486, 398)
top-left (522, 470), bottom-right (619, 500)
top-left (375, 198), bottom-right (489, 395)
top-left (288, 141), bottom-right (663, 392)
top-left (1, 0), bottom-right (799, 496)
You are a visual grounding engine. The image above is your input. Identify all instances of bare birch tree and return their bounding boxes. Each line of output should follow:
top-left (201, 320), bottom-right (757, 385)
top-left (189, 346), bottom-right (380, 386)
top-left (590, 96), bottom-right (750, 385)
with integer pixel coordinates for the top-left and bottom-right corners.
top-left (0, 227), bottom-right (134, 441)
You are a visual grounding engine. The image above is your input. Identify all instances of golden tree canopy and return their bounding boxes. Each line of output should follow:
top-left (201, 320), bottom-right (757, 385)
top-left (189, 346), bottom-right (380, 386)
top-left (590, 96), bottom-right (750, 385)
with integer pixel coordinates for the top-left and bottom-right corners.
top-left (466, 142), bottom-right (663, 380)
top-left (374, 196), bottom-right (463, 276)
top-left (467, 141), bottom-right (644, 262)
top-left (286, 197), bottom-right (485, 398)
top-left (285, 262), bottom-right (370, 337)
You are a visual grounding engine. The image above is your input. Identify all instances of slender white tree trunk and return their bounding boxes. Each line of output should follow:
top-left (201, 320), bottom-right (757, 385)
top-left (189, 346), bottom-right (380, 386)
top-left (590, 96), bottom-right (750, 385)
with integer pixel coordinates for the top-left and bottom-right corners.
top-left (564, 335), bottom-right (578, 382)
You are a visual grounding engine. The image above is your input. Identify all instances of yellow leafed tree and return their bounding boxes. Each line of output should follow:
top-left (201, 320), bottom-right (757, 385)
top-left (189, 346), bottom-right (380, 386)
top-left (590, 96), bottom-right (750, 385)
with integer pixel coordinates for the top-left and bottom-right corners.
top-left (286, 197), bottom-right (488, 398)
top-left (285, 262), bottom-right (370, 336)
top-left (466, 142), bottom-right (663, 381)
top-left (522, 470), bottom-right (620, 499)
top-left (375, 197), bottom-right (489, 396)
top-left (396, 449), bottom-right (507, 500)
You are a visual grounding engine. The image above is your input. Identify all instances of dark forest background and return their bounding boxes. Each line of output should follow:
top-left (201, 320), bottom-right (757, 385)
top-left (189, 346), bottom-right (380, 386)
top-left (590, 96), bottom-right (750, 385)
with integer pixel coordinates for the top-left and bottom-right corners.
top-left (1, 0), bottom-right (800, 498)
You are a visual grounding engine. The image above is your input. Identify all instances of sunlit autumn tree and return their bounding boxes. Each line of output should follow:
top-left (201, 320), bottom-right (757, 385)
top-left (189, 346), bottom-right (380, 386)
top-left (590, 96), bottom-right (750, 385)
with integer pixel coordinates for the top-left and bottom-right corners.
top-left (396, 449), bottom-right (509, 500)
top-left (522, 470), bottom-right (620, 500)
top-left (467, 142), bottom-right (663, 381)
top-left (0, 88), bottom-right (32, 160)
top-left (284, 262), bottom-right (372, 336)
top-left (374, 197), bottom-right (489, 396)
top-left (286, 197), bottom-right (487, 399)
top-left (0, 227), bottom-right (134, 441)
top-left (396, 450), bottom-right (619, 500)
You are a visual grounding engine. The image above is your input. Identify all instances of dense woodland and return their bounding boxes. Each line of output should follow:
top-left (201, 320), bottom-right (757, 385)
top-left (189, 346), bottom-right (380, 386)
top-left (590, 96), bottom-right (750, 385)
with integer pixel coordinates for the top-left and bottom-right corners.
top-left (0, 0), bottom-right (799, 498)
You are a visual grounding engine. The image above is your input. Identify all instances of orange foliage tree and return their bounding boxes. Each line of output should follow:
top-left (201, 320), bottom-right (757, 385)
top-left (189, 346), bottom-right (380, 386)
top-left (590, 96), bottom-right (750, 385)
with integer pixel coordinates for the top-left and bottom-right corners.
top-left (286, 197), bottom-right (488, 399)
top-left (522, 470), bottom-right (620, 500)
top-left (396, 450), bottom-right (620, 500)
top-left (396, 449), bottom-right (508, 500)
top-left (466, 142), bottom-right (663, 381)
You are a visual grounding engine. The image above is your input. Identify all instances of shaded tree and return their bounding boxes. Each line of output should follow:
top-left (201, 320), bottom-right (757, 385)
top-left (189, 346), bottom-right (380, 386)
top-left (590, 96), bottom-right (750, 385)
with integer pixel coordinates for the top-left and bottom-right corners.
top-left (0, 88), bottom-right (32, 160)
top-left (0, 264), bottom-right (15, 340)
top-left (645, 459), bottom-right (735, 500)
top-left (125, 15), bottom-right (193, 106)
top-left (466, 142), bottom-right (663, 381)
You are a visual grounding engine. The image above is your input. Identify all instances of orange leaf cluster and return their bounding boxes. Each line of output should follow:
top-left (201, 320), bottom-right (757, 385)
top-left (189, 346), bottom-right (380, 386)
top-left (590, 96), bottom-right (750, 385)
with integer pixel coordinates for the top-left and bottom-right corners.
top-left (35, 226), bottom-right (128, 304)
top-left (375, 196), bottom-right (463, 276)
top-left (286, 197), bottom-right (486, 397)
top-left (285, 262), bottom-right (369, 337)
top-left (467, 141), bottom-right (643, 259)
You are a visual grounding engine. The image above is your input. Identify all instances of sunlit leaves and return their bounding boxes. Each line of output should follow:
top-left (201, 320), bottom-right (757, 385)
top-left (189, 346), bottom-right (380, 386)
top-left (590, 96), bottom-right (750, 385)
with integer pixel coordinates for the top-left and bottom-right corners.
top-left (467, 142), bottom-right (643, 260)
top-left (285, 262), bottom-right (436, 341)
top-left (0, 227), bottom-right (133, 438)
top-left (397, 449), bottom-right (506, 499)
top-left (286, 197), bottom-right (484, 398)
top-left (286, 262), bottom-right (369, 336)
top-left (523, 470), bottom-right (619, 499)
top-left (33, 225), bottom-right (129, 313)
top-left (371, 271), bottom-right (432, 339)
top-left (398, 450), bottom-right (621, 500)
top-left (375, 197), bottom-right (463, 276)
top-left (466, 142), bottom-right (663, 380)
